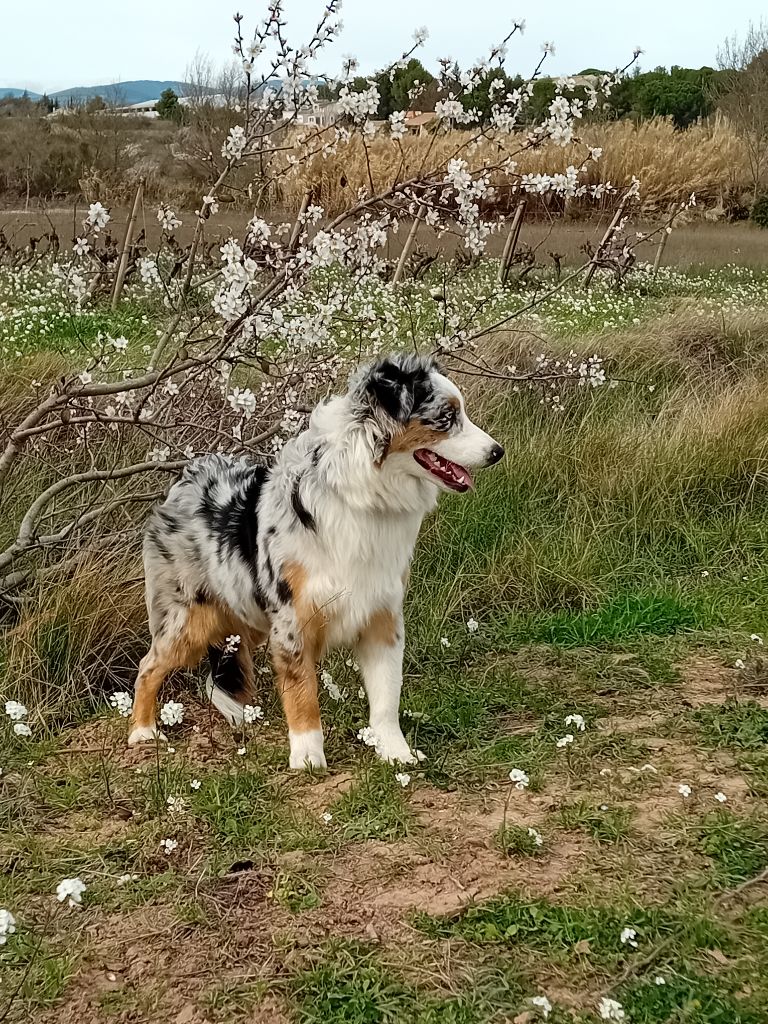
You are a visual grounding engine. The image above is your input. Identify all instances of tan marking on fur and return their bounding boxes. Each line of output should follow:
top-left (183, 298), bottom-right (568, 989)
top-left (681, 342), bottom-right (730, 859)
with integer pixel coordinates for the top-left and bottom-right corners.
top-left (131, 602), bottom-right (260, 731)
top-left (282, 560), bottom-right (327, 659)
top-left (271, 645), bottom-right (322, 734)
top-left (360, 607), bottom-right (398, 647)
top-left (273, 559), bottom-right (328, 735)
top-left (387, 421), bottom-right (447, 457)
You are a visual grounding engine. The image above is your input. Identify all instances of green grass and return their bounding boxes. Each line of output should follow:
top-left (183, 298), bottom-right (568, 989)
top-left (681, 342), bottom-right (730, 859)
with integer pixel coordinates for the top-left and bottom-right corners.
top-left (694, 810), bottom-right (768, 885)
top-left (558, 800), bottom-right (636, 844)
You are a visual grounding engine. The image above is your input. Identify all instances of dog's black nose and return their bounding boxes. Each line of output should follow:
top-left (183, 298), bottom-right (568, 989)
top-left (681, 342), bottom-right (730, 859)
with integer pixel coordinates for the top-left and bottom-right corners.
top-left (487, 444), bottom-right (505, 465)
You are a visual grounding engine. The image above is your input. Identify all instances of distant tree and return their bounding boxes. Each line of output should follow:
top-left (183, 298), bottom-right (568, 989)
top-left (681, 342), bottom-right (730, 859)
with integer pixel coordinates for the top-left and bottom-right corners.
top-left (317, 80), bottom-right (338, 101)
top-left (156, 88), bottom-right (182, 122)
top-left (38, 94), bottom-right (54, 115)
top-left (716, 21), bottom-right (768, 201)
top-left (388, 58), bottom-right (435, 113)
top-left (86, 95), bottom-right (106, 113)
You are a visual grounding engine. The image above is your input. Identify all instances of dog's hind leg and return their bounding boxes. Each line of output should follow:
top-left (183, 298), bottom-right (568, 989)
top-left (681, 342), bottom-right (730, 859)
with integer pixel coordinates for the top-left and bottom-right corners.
top-left (129, 601), bottom-right (233, 744)
top-left (356, 608), bottom-right (416, 765)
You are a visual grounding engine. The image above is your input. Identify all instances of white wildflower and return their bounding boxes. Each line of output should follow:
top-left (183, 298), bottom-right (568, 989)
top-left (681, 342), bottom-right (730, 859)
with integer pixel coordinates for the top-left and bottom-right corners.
top-left (236, 746), bottom-right (246, 756)
top-left (509, 768), bottom-right (530, 790)
top-left (620, 926), bottom-right (638, 948)
top-left (116, 874), bottom-right (139, 885)
top-left (678, 783), bottom-right (692, 798)
top-left (322, 811), bottom-right (333, 823)
top-left (5, 700), bottom-right (28, 722)
top-left (598, 997), bottom-right (625, 1021)
top-left (160, 838), bottom-right (178, 855)
top-left (109, 692), bottom-right (133, 717)
top-left (13, 723), bottom-right (32, 737)
top-left (222, 124), bottom-right (247, 160)
top-left (110, 335), bottom-right (128, 352)
top-left (527, 827), bottom-right (544, 847)
top-left (395, 772), bottom-right (411, 787)
top-left (750, 634), bottom-right (763, 645)
top-left (440, 637), bottom-right (451, 648)
top-left (734, 659), bottom-right (745, 669)
top-left (243, 704), bottom-right (264, 724)
top-left (159, 701), bottom-right (184, 727)
top-left (556, 734), bottom-right (574, 748)
top-left (149, 446), bottom-right (170, 463)
top-left (529, 995), bottom-right (552, 1018)
top-left (466, 617), bottom-right (479, 633)
top-left (223, 634), bottom-right (241, 654)
top-left (190, 779), bottom-right (201, 791)
top-left (56, 878), bottom-right (86, 907)
top-left (654, 976), bottom-right (666, 985)
top-left (73, 237), bottom-right (90, 257)
top-left (714, 791), bottom-right (727, 803)
top-left (565, 714), bottom-right (586, 731)
top-left (0, 909), bottom-right (16, 945)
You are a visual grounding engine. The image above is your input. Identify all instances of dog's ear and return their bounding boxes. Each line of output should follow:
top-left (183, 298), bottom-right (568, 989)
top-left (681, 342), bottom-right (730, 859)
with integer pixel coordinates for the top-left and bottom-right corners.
top-left (365, 359), bottom-right (419, 422)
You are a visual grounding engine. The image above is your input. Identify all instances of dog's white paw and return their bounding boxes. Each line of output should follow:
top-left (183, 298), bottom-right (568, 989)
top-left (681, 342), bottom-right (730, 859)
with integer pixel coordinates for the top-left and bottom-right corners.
top-left (288, 729), bottom-right (327, 771)
top-left (374, 728), bottom-right (417, 765)
top-left (127, 724), bottom-right (167, 746)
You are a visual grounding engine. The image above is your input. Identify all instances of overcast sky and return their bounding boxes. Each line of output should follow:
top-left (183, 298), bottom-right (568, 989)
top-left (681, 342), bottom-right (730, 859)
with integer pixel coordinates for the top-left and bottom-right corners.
top-left (2, 0), bottom-right (765, 93)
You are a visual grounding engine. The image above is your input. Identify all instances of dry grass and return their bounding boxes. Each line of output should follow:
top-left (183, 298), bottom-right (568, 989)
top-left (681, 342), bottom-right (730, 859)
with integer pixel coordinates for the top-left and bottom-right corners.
top-left (286, 118), bottom-right (748, 217)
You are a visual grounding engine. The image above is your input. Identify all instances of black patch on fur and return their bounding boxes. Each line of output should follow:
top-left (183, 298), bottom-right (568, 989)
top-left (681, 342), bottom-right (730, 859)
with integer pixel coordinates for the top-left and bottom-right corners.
top-left (199, 464), bottom-right (269, 605)
top-left (276, 577), bottom-right (292, 604)
top-left (156, 508), bottom-right (182, 533)
top-left (147, 529), bottom-right (174, 562)
top-left (291, 475), bottom-right (316, 532)
top-left (422, 400), bottom-right (458, 432)
top-left (364, 354), bottom-right (437, 423)
top-left (194, 588), bottom-right (209, 604)
top-left (208, 645), bottom-right (247, 699)
top-left (310, 445), bottom-right (322, 467)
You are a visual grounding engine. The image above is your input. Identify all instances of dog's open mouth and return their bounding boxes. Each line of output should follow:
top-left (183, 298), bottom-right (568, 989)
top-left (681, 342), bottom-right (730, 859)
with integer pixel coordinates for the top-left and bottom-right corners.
top-left (413, 448), bottom-right (473, 492)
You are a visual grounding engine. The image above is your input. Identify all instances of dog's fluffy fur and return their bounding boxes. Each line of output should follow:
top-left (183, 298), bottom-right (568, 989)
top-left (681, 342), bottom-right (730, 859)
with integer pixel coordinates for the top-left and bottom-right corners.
top-left (130, 354), bottom-right (503, 768)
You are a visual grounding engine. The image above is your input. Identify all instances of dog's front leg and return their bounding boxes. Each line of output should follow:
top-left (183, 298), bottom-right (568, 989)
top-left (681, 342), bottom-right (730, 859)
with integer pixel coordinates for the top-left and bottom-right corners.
top-left (356, 610), bottom-right (416, 765)
top-left (270, 624), bottom-right (326, 771)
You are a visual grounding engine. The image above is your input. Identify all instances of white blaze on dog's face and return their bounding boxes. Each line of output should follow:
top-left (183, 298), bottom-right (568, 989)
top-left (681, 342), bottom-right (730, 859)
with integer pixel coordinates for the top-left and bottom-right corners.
top-left (360, 355), bottom-right (504, 492)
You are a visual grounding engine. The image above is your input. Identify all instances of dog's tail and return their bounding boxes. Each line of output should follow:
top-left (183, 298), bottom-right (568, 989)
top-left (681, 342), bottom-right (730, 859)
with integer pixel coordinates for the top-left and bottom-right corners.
top-left (206, 642), bottom-right (254, 725)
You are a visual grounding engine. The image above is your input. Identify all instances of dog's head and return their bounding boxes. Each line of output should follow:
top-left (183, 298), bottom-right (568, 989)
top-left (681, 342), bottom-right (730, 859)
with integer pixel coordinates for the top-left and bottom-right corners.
top-left (351, 354), bottom-right (504, 493)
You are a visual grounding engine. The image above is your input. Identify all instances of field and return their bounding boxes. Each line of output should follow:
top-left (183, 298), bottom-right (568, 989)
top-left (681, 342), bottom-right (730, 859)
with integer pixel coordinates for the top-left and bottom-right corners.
top-left (2, 245), bottom-right (768, 1024)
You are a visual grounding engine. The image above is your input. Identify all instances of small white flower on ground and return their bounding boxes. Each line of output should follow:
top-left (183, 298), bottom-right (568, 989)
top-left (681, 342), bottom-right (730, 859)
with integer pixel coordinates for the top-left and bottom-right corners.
top-left (321, 670), bottom-right (346, 702)
top-left (701, 570), bottom-right (709, 577)
top-left (466, 617), bottom-right (479, 633)
top-left (527, 827), bottom-right (544, 847)
top-left (243, 704), bottom-right (264, 724)
top-left (190, 779), bottom-right (201, 791)
top-left (565, 714), bottom-right (586, 731)
top-left (715, 791), bottom-right (727, 803)
top-left (509, 768), bottom-right (530, 790)
top-left (598, 997), bottom-right (626, 1021)
top-left (440, 637), bottom-right (450, 648)
top-left (322, 812), bottom-right (333, 823)
top-left (159, 701), bottom-right (184, 727)
top-left (654, 975), bottom-right (666, 985)
top-left (640, 764), bottom-right (658, 773)
top-left (236, 747), bottom-right (246, 756)
top-left (13, 723), bottom-right (32, 737)
top-left (166, 795), bottom-right (187, 814)
top-left (678, 784), bottom-right (692, 798)
top-left (117, 874), bottom-right (139, 885)
top-left (110, 335), bottom-right (128, 352)
top-left (109, 692), bottom-right (133, 717)
top-left (415, 749), bottom-right (427, 762)
top-left (751, 634), bottom-right (763, 645)
top-left (620, 926), bottom-right (638, 947)
top-left (56, 878), bottom-right (86, 907)
top-left (160, 838), bottom-right (178, 855)
top-left (734, 659), bottom-right (745, 669)
top-left (556, 734), bottom-right (574, 748)
top-left (395, 772), bottom-right (411, 787)
top-left (529, 994), bottom-right (552, 1018)
top-left (357, 726), bottom-right (378, 748)
top-left (5, 700), bottom-right (27, 721)
top-left (0, 909), bottom-right (16, 945)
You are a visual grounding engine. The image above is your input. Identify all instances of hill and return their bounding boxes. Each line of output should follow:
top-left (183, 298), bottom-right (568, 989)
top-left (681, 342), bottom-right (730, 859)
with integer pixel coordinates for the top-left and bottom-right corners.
top-left (0, 87), bottom-right (42, 99)
top-left (49, 80), bottom-right (188, 105)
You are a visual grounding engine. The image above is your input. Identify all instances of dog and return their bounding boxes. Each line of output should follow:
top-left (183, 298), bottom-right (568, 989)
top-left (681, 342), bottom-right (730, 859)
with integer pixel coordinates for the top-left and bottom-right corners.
top-left (129, 353), bottom-right (504, 768)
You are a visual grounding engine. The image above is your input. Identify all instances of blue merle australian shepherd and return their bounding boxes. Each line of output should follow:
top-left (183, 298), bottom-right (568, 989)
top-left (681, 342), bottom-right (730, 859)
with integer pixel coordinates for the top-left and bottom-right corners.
top-left (130, 354), bottom-right (504, 769)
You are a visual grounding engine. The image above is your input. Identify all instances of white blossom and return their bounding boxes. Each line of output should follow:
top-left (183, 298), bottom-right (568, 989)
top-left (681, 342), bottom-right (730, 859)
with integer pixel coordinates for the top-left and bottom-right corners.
top-left (159, 701), bottom-right (184, 727)
top-left (565, 714), bottom-right (586, 731)
top-left (0, 909), bottom-right (16, 945)
top-left (556, 734), bottom-right (574, 748)
top-left (5, 700), bottom-right (28, 722)
top-left (157, 206), bottom-right (181, 232)
top-left (620, 926), bottom-right (638, 948)
top-left (13, 723), bottom-right (32, 737)
top-left (160, 838), bottom-right (178, 855)
top-left (527, 827), bottom-right (544, 847)
top-left (714, 791), bottom-right (727, 803)
top-left (56, 878), bottom-right (86, 907)
top-left (598, 998), bottom-right (625, 1021)
top-left (222, 125), bottom-right (247, 160)
top-left (395, 772), bottom-right (411, 787)
top-left (529, 995), bottom-right (552, 1018)
top-left (86, 202), bottom-right (110, 232)
top-left (678, 783), bottom-right (692, 798)
top-left (509, 768), bottom-right (530, 790)
top-left (73, 237), bottom-right (90, 257)
top-left (466, 617), bottom-right (479, 633)
top-left (109, 692), bottom-right (133, 717)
